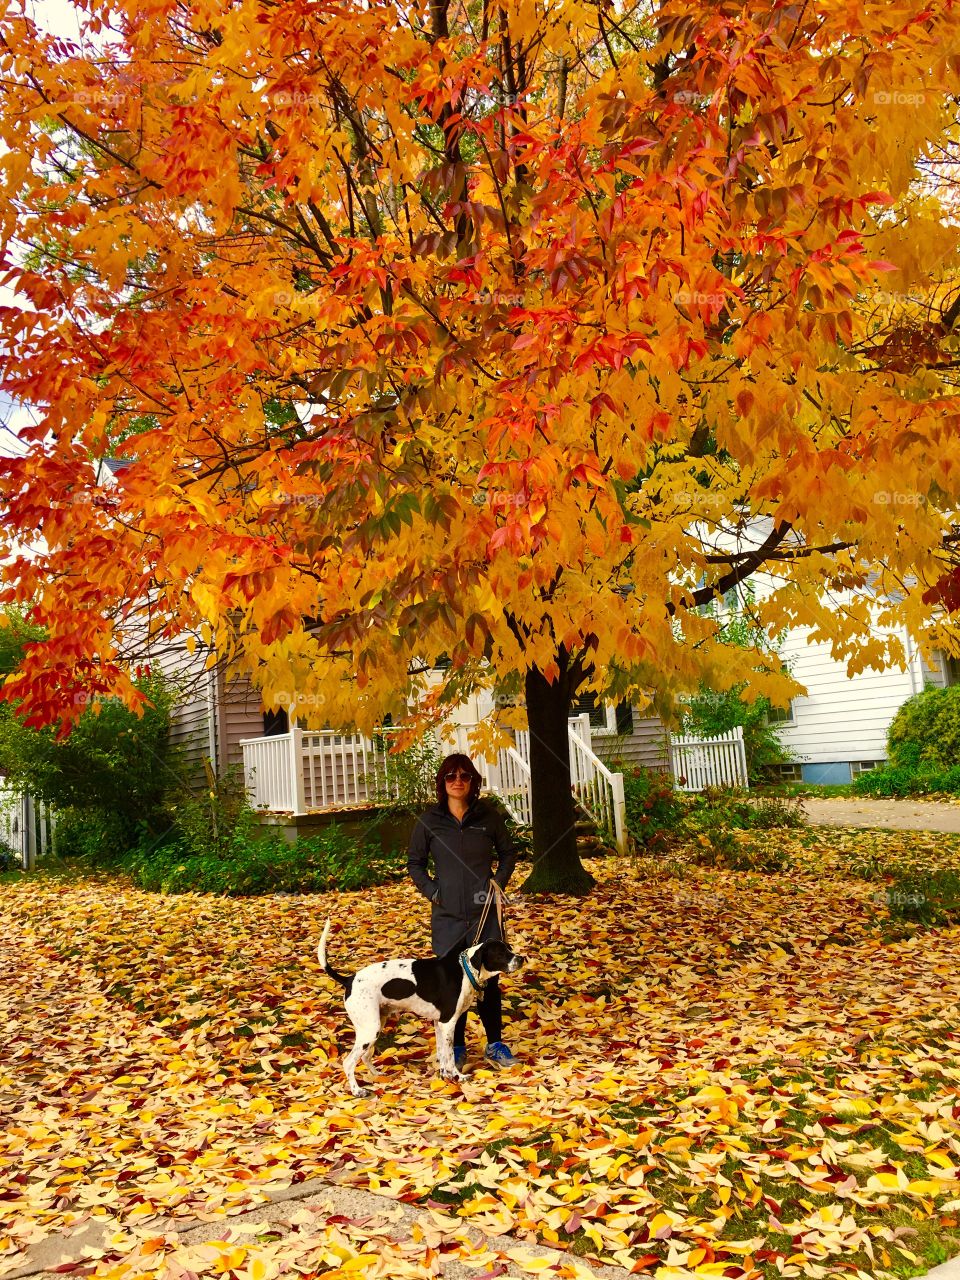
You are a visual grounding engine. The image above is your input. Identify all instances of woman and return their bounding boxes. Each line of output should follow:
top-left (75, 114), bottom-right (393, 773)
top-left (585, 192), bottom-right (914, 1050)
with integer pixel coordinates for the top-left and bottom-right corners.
top-left (407, 753), bottom-right (519, 1069)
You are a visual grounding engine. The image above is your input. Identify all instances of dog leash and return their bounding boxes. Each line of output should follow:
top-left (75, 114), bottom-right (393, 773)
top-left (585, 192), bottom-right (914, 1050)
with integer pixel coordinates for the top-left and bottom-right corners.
top-left (470, 878), bottom-right (508, 947)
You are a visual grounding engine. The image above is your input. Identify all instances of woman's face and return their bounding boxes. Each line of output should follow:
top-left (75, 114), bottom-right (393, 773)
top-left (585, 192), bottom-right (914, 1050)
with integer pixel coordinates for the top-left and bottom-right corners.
top-left (443, 766), bottom-right (472, 800)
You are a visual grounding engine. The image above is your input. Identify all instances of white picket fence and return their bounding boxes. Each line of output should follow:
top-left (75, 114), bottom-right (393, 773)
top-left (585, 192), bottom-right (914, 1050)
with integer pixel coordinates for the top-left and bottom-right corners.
top-left (0, 782), bottom-right (54, 870)
top-left (240, 713), bottom-right (627, 851)
top-left (669, 726), bottom-right (749, 791)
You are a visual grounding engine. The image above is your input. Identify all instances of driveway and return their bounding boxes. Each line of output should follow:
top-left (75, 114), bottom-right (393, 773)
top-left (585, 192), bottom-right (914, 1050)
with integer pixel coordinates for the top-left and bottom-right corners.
top-left (803, 796), bottom-right (960, 833)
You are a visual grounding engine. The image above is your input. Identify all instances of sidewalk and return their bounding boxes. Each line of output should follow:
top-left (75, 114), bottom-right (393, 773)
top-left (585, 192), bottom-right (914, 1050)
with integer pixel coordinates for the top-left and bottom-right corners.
top-left (803, 795), bottom-right (960, 833)
top-left (7, 1172), bottom-right (634, 1280)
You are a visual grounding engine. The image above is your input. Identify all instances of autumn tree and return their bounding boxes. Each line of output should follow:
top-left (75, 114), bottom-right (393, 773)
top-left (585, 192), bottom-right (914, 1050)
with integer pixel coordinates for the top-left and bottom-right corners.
top-left (1, 0), bottom-right (959, 892)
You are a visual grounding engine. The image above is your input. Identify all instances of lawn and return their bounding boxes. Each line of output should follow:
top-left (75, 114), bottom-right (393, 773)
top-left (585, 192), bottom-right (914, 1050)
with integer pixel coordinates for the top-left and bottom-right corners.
top-left (2, 827), bottom-right (960, 1280)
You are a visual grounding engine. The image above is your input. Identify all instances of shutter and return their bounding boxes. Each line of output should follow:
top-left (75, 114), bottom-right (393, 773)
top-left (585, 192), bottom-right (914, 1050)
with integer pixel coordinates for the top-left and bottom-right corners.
top-left (571, 690), bottom-right (608, 729)
top-left (614, 701), bottom-right (633, 735)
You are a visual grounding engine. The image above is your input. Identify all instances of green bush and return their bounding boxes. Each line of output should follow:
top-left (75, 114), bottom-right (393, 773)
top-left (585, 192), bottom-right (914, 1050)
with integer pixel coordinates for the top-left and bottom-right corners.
top-left (52, 806), bottom-right (146, 862)
top-left (678, 787), bottom-right (801, 872)
top-left (0, 672), bottom-right (176, 860)
top-left (376, 734), bottom-right (445, 813)
top-left (121, 821), bottom-right (405, 896)
top-left (883, 869), bottom-right (960, 926)
top-left (683, 787), bottom-right (805, 832)
top-left (852, 763), bottom-right (960, 798)
top-left (622, 767), bottom-right (683, 851)
top-left (169, 763), bottom-right (252, 859)
top-left (680, 690), bottom-right (794, 784)
top-left (689, 832), bottom-right (792, 873)
top-left (888, 685), bottom-right (960, 771)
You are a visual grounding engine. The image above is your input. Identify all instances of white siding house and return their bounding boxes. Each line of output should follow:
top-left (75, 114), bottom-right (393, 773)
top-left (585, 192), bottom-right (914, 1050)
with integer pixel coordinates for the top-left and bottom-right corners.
top-left (761, 623), bottom-right (956, 784)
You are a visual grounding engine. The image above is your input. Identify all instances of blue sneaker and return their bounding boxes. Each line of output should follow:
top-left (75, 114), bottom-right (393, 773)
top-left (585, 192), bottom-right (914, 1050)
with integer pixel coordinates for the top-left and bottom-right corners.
top-left (483, 1041), bottom-right (518, 1068)
top-left (453, 1045), bottom-right (468, 1071)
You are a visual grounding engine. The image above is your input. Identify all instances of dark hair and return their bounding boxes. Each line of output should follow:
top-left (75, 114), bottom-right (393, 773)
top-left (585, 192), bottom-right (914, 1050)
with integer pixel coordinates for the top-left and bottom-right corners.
top-left (436, 753), bottom-right (482, 807)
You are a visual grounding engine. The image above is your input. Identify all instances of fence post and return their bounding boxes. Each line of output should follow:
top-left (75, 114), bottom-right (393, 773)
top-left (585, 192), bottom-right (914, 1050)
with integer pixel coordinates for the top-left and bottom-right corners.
top-left (610, 772), bottom-right (627, 853)
top-left (288, 725), bottom-right (307, 814)
top-left (23, 793), bottom-right (36, 872)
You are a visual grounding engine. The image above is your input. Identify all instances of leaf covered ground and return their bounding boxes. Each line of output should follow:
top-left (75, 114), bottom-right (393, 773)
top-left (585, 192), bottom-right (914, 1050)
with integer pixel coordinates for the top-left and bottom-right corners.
top-left (2, 828), bottom-right (960, 1280)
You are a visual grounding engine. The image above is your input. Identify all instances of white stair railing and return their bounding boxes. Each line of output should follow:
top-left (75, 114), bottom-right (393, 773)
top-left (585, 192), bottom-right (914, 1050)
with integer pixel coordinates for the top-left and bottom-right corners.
top-left (670, 725), bottom-right (748, 791)
top-left (567, 716), bottom-right (627, 851)
top-left (507, 714), bottom-right (627, 851)
top-left (492, 744), bottom-right (532, 827)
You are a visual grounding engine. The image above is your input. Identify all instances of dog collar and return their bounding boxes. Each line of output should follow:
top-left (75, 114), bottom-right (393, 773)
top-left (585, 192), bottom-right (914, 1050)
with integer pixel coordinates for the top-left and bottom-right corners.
top-left (459, 951), bottom-right (486, 993)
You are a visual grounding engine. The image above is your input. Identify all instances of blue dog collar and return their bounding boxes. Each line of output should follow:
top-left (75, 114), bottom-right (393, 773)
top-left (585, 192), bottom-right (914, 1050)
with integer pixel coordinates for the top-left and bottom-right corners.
top-left (459, 951), bottom-right (486, 993)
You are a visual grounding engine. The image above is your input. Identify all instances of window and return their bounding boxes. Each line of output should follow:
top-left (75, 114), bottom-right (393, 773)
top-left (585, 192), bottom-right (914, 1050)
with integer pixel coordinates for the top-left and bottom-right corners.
top-left (263, 707), bottom-right (289, 736)
top-left (851, 759), bottom-right (885, 776)
top-left (766, 701), bottom-right (795, 725)
top-left (570, 691), bottom-right (633, 735)
top-left (775, 763), bottom-right (803, 781)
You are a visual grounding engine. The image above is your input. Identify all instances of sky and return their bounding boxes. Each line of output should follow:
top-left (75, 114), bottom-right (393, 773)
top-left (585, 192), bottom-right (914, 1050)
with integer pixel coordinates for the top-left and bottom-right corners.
top-left (0, 0), bottom-right (101, 456)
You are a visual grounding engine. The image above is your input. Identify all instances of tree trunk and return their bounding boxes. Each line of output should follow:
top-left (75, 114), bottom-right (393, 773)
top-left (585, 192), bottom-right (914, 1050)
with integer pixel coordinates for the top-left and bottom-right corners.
top-left (519, 663), bottom-right (595, 895)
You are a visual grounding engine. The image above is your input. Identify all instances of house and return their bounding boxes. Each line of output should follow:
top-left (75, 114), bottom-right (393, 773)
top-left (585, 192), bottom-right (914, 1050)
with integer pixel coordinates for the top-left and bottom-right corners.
top-left (763, 626), bottom-right (958, 785)
top-left (161, 658), bottom-right (672, 853)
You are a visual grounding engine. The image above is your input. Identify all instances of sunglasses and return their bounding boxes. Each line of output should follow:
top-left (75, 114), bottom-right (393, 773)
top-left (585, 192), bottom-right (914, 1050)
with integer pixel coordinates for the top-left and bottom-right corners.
top-left (443, 770), bottom-right (472, 782)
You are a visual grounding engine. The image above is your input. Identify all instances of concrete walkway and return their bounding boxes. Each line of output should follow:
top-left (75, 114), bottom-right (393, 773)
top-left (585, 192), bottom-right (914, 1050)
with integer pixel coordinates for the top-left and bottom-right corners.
top-left (803, 795), bottom-right (960, 832)
top-left (11, 1165), bottom-right (960, 1280)
top-left (7, 1173), bottom-right (633, 1280)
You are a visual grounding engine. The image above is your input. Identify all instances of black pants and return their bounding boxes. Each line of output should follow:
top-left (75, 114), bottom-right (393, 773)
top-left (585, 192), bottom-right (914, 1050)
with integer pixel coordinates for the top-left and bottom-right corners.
top-left (453, 977), bottom-right (502, 1047)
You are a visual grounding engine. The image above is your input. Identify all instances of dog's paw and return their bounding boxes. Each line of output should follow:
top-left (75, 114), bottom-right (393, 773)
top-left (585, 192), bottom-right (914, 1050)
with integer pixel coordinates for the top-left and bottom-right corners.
top-left (349, 1085), bottom-right (371, 1098)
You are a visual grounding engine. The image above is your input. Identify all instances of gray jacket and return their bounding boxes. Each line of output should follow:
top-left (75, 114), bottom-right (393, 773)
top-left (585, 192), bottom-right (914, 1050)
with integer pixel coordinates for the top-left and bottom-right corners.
top-left (407, 799), bottom-right (518, 956)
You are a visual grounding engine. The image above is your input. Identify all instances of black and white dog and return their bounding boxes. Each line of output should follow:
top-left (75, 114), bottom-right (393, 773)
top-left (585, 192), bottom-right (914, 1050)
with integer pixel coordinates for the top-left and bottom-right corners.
top-left (317, 919), bottom-right (524, 1096)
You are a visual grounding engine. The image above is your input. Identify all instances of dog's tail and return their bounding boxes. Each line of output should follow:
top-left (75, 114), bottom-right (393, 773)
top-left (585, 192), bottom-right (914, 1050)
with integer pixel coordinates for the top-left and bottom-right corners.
top-left (317, 918), bottom-right (353, 990)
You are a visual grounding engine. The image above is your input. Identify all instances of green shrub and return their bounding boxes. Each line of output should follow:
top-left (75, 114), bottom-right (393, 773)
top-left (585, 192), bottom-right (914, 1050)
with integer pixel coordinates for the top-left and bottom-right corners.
top-left (852, 763), bottom-right (960, 798)
top-left (52, 806), bottom-right (145, 862)
top-left (0, 672), bottom-right (176, 861)
top-left (376, 734), bottom-right (445, 814)
top-left (622, 767), bottom-right (683, 851)
top-left (169, 763), bottom-right (252, 859)
top-left (121, 821), bottom-right (405, 896)
top-left (883, 869), bottom-right (960, 926)
top-left (680, 690), bottom-right (794, 784)
top-left (683, 787), bottom-right (805, 832)
top-left (687, 822), bottom-right (792, 872)
top-left (888, 685), bottom-right (960, 771)
top-left (678, 788), bottom-right (800, 872)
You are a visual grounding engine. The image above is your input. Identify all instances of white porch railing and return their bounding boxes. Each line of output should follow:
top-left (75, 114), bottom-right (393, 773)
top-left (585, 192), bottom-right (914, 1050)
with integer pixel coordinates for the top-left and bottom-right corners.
top-left (240, 729), bottom-right (402, 814)
top-left (240, 714), bottom-right (627, 852)
top-left (669, 725), bottom-right (749, 791)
